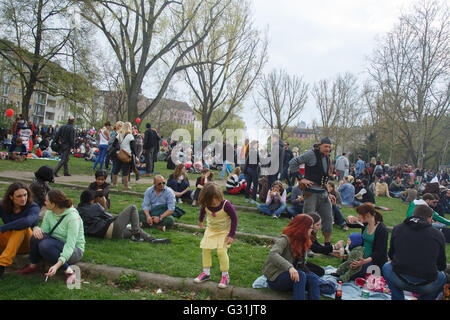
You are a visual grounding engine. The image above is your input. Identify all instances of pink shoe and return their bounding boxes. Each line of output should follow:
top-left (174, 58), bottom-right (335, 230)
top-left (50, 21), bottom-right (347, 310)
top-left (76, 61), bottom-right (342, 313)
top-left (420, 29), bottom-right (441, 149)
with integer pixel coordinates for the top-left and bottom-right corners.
top-left (194, 272), bottom-right (210, 283)
top-left (16, 265), bottom-right (40, 275)
top-left (218, 275), bottom-right (230, 288)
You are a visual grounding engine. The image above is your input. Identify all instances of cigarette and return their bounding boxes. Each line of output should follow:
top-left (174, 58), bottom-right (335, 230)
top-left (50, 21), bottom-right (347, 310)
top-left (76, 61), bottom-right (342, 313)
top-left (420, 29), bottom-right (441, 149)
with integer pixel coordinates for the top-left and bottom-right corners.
top-left (45, 276), bottom-right (48, 282)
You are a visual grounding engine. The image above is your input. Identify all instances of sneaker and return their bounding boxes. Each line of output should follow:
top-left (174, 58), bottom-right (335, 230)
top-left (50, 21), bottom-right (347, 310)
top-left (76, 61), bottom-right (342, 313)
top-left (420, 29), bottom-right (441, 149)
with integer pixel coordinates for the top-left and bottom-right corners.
top-left (130, 233), bottom-right (145, 242)
top-left (218, 275), bottom-right (230, 288)
top-left (147, 238), bottom-right (171, 244)
top-left (307, 250), bottom-right (314, 258)
top-left (16, 264), bottom-right (40, 275)
top-left (194, 272), bottom-right (210, 283)
top-left (341, 225), bottom-right (349, 231)
top-left (64, 173), bottom-right (71, 176)
top-left (177, 199), bottom-right (183, 204)
top-left (244, 198), bottom-right (250, 203)
top-left (272, 214), bottom-right (278, 219)
top-left (250, 200), bottom-right (259, 205)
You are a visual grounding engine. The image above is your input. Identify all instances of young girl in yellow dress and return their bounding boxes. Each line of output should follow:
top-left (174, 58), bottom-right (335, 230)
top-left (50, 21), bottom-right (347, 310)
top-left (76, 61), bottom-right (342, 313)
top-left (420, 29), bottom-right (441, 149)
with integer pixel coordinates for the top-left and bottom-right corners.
top-left (194, 183), bottom-right (238, 288)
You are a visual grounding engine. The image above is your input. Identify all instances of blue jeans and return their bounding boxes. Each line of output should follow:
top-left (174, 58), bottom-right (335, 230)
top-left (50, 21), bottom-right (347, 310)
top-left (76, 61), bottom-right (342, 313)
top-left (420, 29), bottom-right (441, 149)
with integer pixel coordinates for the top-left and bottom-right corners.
top-left (287, 204), bottom-right (303, 218)
top-left (268, 270), bottom-right (321, 300)
top-left (93, 144), bottom-right (108, 170)
top-left (29, 235), bottom-right (83, 271)
top-left (245, 167), bottom-right (258, 201)
top-left (167, 179), bottom-right (192, 200)
top-left (382, 262), bottom-right (446, 300)
top-left (219, 161), bottom-right (232, 179)
top-left (332, 205), bottom-right (346, 227)
top-left (257, 203), bottom-right (287, 217)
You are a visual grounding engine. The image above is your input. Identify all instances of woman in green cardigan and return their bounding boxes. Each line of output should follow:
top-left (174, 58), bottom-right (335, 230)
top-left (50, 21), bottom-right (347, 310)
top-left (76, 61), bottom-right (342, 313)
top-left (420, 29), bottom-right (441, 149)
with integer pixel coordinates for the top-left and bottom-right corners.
top-left (17, 190), bottom-right (85, 284)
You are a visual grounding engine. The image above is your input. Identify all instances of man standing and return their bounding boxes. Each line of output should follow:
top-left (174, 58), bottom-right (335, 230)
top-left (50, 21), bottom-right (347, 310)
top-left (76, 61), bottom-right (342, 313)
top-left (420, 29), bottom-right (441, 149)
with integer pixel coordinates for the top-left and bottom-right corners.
top-left (268, 133), bottom-right (285, 188)
top-left (289, 137), bottom-right (334, 244)
top-left (335, 153), bottom-right (349, 182)
top-left (383, 205), bottom-right (447, 300)
top-left (355, 155), bottom-right (365, 178)
top-left (143, 123), bottom-right (159, 177)
top-left (280, 142), bottom-right (294, 186)
top-left (140, 175), bottom-right (176, 235)
top-left (53, 116), bottom-right (76, 177)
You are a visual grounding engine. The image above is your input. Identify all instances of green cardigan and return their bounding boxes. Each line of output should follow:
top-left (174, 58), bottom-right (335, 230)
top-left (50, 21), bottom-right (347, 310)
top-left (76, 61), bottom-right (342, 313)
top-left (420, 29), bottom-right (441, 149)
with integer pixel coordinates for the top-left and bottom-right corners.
top-left (41, 207), bottom-right (85, 264)
top-left (262, 234), bottom-right (307, 282)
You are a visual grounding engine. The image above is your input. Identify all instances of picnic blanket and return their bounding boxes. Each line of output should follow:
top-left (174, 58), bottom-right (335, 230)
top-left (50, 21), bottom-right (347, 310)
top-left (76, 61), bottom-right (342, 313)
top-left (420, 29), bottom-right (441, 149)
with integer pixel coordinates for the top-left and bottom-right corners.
top-left (252, 266), bottom-right (393, 300)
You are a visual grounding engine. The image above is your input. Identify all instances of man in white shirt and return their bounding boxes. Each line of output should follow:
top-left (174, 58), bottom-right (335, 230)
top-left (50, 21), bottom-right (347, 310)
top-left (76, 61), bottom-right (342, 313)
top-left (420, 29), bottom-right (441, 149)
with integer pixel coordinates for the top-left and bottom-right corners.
top-left (335, 153), bottom-right (349, 182)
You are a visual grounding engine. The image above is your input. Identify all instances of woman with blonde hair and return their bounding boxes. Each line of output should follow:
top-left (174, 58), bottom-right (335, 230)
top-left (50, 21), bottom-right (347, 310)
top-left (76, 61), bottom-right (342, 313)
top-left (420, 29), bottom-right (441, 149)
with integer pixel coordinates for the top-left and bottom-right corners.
top-left (111, 122), bottom-right (137, 190)
top-left (167, 163), bottom-right (192, 203)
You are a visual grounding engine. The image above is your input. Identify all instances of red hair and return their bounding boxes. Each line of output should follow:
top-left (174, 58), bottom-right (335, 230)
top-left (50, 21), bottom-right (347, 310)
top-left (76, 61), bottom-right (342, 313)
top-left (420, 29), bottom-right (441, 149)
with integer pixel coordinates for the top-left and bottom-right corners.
top-left (281, 214), bottom-right (313, 259)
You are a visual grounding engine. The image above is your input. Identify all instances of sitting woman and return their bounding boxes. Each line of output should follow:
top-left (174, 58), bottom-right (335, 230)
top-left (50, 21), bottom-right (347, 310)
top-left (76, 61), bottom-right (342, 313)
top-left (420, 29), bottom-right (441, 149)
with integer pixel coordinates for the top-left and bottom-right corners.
top-left (192, 168), bottom-right (213, 207)
top-left (29, 165), bottom-right (54, 220)
top-left (16, 190), bottom-right (85, 285)
top-left (226, 167), bottom-right (247, 195)
top-left (257, 180), bottom-right (287, 219)
top-left (88, 170), bottom-right (111, 210)
top-left (327, 182), bottom-right (348, 231)
top-left (354, 178), bottom-right (376, 206)
top-left (345, 203), bottom-right (389, 280)
top-left (167, 164), bottom-right (192, 204)
top-left (375, 177), bottom-right (391, 198)
top-left (262, 214), bottom-right (321, 300)
top-left (76, 191), bottom-right (169, 244)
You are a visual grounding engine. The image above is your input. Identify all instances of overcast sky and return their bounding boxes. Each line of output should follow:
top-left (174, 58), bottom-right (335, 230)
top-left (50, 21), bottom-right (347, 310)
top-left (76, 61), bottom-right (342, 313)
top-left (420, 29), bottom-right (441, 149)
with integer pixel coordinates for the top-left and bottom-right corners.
top-left (239, 0), bottom-right (414, 132)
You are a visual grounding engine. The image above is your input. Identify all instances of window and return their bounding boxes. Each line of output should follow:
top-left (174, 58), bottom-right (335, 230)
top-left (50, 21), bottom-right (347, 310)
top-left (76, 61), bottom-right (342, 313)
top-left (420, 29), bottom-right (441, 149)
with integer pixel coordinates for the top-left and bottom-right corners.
top-left (2, 84), bottom-right (9, 96)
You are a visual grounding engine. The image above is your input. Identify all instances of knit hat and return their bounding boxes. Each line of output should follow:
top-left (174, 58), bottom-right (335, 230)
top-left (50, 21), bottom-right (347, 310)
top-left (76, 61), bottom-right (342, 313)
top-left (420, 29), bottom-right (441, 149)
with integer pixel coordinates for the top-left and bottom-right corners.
top-left (320, 137), bottom-right (332, 145)
top-left (348, 233), bottom-right (363, 250)
top-left (34, 165), bottom-right (54, 183)
top-left (146, 123), bottom-right (151, 129)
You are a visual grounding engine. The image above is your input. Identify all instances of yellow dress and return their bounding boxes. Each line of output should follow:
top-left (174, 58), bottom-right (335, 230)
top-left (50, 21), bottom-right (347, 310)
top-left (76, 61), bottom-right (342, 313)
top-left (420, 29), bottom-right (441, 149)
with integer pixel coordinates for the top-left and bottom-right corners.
top-left (200, 200), bottom-right (231, 250)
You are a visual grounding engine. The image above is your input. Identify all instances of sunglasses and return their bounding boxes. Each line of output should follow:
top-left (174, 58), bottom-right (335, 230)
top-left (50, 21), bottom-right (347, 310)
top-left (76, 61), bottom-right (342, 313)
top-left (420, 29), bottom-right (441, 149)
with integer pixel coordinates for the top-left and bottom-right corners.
top-left (157, 181), bottom-right (166, 186)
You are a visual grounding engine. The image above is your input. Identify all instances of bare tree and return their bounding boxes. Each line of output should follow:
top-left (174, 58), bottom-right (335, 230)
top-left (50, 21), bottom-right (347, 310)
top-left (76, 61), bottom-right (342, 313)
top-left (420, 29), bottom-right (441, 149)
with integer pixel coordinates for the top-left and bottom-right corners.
top-left (254, 69), bottom-right (309, 140)
top-left (183, 0), bottom-right (267, 141)
top-left (78, 0), bottom-right (231, 124)
top-left (0, 0), bottom-right (76, 120)
top-left (368, 0), bottom-right (450, 167)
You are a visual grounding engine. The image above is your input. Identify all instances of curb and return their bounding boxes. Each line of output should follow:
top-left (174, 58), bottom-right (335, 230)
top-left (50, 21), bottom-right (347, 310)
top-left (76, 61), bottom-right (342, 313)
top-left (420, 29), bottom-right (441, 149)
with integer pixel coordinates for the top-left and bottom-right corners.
top-left (8, 254), bottom-right (290, 300)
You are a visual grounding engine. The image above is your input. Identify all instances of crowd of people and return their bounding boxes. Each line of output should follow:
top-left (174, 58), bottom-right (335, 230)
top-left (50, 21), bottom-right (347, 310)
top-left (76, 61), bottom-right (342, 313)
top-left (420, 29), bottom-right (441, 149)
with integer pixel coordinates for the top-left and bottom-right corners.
top-left (0, 117), bottom-right (449, 300)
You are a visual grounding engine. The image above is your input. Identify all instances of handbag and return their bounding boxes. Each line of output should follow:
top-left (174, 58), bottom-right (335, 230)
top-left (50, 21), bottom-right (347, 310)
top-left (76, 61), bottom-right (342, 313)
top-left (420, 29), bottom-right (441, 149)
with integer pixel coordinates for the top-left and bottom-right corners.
top-left (117, 149), bottom-right (131, 163)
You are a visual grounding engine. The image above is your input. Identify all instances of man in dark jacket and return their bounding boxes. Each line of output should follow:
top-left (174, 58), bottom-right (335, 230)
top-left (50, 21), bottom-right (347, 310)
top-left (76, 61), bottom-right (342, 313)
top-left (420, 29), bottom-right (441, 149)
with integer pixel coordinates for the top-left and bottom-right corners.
top-left (53, 116), bottom-right (76, 177)
top-left (280, 141), bottom-right (293, 186)
top-left (143, 123), bottom-right (160, 176)
top-left (382, 205), bottom-right (447, 300)
top-left (77, 190), bottom-right (170, 244)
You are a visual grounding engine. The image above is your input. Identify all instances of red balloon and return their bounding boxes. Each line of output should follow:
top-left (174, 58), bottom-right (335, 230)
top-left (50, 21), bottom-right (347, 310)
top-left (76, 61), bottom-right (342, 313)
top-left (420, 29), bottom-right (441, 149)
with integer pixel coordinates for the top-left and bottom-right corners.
top-left (6, 108), bottom-right (14, 117)
top-left (136, 117), bottom-right (141, 124)
top-left (163, 141), bottom-right (167, 146)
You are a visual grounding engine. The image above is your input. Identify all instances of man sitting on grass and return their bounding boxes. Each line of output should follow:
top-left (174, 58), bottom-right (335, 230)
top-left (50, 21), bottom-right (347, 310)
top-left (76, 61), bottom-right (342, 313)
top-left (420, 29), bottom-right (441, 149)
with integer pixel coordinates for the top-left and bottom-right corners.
top-left (77, 190), bottom-right (170, 244)
top-left (140, 175), bottom-right (176, 232)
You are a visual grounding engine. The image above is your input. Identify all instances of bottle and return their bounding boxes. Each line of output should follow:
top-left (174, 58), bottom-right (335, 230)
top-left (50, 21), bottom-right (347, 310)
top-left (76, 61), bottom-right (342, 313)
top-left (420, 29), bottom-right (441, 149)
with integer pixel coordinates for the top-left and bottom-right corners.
top-left (361, 279), bottom-right (370, 299)
top-left (335, 281), bottom-right (342, 300)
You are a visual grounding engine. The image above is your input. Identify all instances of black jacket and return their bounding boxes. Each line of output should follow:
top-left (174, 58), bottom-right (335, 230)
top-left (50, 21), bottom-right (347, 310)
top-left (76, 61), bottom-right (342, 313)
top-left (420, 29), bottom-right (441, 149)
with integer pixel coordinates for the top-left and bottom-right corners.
top-left (389, 216), bottom-right (446, 282)
top-left (143, 129), bottom-right (160, 149)
top-left (54, 123), bottom-right (76, 148)
top-left (29, 179), bottom-right (51, 208)
top-left (77, 203), bottom-right (115, 238)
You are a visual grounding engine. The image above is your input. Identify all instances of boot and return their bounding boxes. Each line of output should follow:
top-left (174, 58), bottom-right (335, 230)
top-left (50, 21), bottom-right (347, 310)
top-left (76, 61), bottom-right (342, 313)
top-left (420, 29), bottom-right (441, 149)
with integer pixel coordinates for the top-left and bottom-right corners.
top-left (112, 175), bottom-right (118, 188)
top-left (123, 175), bottom-right (130, 190)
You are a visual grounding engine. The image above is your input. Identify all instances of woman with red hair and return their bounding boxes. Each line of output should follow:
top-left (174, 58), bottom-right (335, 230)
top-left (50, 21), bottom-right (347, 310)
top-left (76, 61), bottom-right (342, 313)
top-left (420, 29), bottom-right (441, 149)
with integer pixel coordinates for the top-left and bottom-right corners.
top-left (262, 214), bottom-right (321, 300)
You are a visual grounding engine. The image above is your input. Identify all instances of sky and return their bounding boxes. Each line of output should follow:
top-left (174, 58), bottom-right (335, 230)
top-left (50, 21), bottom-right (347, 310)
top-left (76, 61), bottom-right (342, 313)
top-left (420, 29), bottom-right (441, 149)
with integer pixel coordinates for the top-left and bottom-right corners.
top-left (239, 0), bottom-right (414, 133)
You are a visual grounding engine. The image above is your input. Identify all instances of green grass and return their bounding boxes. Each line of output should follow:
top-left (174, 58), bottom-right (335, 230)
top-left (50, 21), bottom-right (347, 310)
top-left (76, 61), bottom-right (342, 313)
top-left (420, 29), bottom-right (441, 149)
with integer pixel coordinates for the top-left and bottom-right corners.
top-left (0, 157), bottom-right (448, 299)
top-left (0, 271), bottom-right (217, 300)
